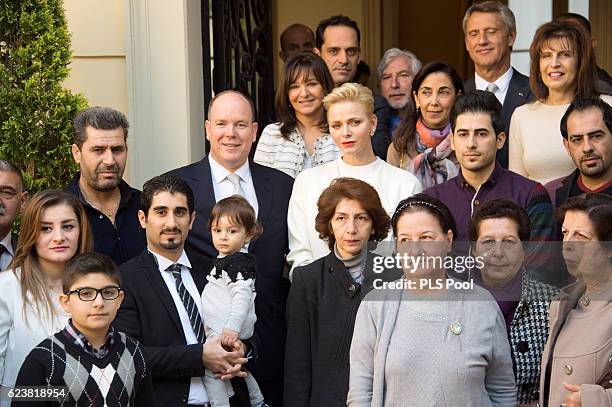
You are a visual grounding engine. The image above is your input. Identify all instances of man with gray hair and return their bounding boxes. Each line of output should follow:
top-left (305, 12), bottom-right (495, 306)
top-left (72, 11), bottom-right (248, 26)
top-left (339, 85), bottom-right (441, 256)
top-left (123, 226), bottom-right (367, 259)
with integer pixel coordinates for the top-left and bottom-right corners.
top-left (372, 48), bottom-right (421, 159)
top-left (0, 159), bottom-right (27, 270)
top-left (65, 106), bottom-right (146, 265)
top-left (463, 0), bottom-right (532, 168)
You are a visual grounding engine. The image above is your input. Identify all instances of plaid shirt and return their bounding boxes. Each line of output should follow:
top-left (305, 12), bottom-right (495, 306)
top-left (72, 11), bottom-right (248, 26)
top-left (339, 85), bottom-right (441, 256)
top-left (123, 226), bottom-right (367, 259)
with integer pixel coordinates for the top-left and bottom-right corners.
top-left (62, 319), bottom-right (115, 359)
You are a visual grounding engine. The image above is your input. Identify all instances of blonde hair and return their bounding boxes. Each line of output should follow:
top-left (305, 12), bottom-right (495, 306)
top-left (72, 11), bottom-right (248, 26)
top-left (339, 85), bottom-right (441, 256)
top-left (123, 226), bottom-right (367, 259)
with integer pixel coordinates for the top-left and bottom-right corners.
top-left (9, 190), bottom-right (93, 324)
top-left (323, 82), bottom-right (374, 117)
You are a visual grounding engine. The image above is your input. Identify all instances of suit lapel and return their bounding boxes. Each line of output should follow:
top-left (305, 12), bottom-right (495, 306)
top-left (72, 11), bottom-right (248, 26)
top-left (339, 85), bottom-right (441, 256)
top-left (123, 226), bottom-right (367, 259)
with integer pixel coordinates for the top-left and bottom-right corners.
top-left (191, 158), bottom-right (217, 219)
top-left (140, 251), bottom-right (184, 334)
top-left (250, 161), bottom-right (272, 252)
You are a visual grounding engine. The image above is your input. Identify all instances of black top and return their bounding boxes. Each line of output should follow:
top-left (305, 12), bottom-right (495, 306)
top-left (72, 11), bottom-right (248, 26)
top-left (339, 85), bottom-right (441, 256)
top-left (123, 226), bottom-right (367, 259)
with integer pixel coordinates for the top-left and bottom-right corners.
top-left (65, 173), bottom-right (146, 265)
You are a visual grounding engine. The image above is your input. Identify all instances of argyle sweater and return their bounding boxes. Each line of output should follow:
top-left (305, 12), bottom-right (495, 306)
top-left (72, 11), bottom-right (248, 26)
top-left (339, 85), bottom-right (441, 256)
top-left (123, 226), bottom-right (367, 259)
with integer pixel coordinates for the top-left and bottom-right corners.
top-left (12, 331), bottom-right (153, 406)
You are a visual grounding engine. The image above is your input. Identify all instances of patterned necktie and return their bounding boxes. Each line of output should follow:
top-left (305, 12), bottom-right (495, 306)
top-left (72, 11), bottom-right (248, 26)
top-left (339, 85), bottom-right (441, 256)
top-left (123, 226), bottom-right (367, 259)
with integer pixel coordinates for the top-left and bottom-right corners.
top-left (226, 173), bottom-right (245, 197)
top-left (167, 264), bottom-right (205, 343)
top-left (486, 83), bottom-right (499, 94)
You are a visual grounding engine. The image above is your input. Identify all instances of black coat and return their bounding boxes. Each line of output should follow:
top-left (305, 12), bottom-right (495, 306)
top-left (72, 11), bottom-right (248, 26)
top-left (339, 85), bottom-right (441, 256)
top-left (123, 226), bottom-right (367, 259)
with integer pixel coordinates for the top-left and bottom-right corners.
top-left (464, 68), bottom-right (533, 169)
top-left (284, 251), bottom-right (401, 407)
top-left (166, 158), bottom-right (293, 405)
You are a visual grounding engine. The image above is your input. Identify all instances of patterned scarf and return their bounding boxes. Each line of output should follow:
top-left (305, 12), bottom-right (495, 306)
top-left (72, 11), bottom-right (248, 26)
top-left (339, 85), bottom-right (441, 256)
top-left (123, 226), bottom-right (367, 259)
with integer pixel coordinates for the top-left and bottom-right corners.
top-left (408, 118), bottom-right (458, 189)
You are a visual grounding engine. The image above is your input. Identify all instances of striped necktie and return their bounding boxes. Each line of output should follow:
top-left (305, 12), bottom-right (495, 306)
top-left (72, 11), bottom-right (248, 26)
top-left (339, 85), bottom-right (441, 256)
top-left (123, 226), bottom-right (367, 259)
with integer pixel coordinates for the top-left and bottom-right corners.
top-left (167, 263), bottom-right (205, 343)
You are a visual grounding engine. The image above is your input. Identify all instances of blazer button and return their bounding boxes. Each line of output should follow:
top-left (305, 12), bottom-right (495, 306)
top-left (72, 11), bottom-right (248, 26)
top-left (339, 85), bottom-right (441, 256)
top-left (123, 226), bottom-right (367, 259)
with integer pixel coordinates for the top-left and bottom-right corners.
top-left (517, 341), bottom-right (529, 353)
top-left (564, 364), bottom-right (573, 375)
top-left (348, 284), bottom-right (356, 292)
top-left (474, 199), bottom-right (480, 205)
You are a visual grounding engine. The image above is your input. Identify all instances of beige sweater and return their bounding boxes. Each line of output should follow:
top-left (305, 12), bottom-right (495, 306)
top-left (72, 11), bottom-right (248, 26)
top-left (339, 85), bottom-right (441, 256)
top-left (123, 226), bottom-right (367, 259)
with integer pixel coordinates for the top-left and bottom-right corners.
top-left (509, 95), bottom-right (612, 184)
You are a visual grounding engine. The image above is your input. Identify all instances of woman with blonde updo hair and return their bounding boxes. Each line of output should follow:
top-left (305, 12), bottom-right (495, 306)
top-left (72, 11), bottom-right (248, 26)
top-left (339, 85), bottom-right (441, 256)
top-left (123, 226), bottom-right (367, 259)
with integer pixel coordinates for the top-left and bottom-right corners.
top-left (287, 83), bottom-right (422, 276)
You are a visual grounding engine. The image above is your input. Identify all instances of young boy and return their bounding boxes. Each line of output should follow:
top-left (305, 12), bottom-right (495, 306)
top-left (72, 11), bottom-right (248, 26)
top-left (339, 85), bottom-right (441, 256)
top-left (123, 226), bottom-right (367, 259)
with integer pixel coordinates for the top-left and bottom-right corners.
top-left (12, 253), bottom-right (153, 406)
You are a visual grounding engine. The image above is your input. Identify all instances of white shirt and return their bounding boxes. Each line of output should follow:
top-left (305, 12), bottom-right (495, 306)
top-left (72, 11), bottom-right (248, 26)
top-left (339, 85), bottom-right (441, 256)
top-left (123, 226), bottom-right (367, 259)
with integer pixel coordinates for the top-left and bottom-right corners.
top-left (150, 249), bottom-right (209, 404)
top-left (475, 66), bottom-right (514, 105)
top-left (0, 232), bottom-right (13, 271)
top-left (208, 155), bottom-right (259, 216)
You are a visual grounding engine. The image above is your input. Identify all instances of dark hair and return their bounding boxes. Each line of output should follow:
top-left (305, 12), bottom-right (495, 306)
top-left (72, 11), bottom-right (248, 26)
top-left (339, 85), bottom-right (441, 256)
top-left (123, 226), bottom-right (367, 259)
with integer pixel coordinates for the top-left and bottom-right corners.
top-left (529, 19), bottom-right (598, 101)
top-left (315, 177), bottom-right (390, 249)
top-left (450, 90), bottom-right (504, 136)
top-left (0, 159), bottom-right (24, 188)
top-left (556, 193), bottom-right (612, 241)
top-left (275, 53), bottom-right (334, 139)
top-left (73, 106), bottom-right (129, 149)
top-left (392, 61), bottom-right (464, 158)
top-left (560, 96), bottom-right (612, 139)
top-left (468, 199), bottom-right (531, 242)
top-left (62, 252), bottom-right (121, 294)
top-left (556, 12), bottom-right (591, 34)
top-left (208, 195), bottom-right (263, 241)
top-left (207, 90), bottom-right (257, 123)
top-left (391, 193), bottom-right (457, 239)
top-left (280, 24), bottom-right (315, 52)
top-left (315, 15), bottom-right (360, 50)
top-left (141, 175), bottom-right (195, 216)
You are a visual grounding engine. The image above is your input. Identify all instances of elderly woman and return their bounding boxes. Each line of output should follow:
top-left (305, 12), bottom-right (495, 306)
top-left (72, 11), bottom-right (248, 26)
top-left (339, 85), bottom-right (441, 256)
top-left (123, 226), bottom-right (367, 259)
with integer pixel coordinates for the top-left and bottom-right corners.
top-left (509, 19), bottom-right (612, 184)
top-left (387, 61), bottom-right (464, 188)
top-left (284, 177), bottom-right (396, 407)
top-left (287, 83), bottom-right (422, 274)
top-left (469, 199), bottom-right (559, 406)
top-left (348, 193), bottom-right (517, 407)
top-left (0, 190), bottom-right (93, 396)
top-left (539, 193), bottom-right (612, 407)
top-left (254, 53), bottom-right (340, 178)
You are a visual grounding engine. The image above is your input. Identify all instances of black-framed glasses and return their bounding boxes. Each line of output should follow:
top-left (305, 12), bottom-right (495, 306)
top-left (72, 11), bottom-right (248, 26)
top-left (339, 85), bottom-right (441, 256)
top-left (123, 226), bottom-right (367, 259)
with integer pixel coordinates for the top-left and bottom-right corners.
top-left (67, 286), bottom-right (122, 301)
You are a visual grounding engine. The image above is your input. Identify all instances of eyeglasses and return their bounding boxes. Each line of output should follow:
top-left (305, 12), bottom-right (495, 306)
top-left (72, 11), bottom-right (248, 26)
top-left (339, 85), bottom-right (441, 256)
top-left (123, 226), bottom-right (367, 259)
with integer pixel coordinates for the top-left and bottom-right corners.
top-left (67, 286), bottom-right (122, 301)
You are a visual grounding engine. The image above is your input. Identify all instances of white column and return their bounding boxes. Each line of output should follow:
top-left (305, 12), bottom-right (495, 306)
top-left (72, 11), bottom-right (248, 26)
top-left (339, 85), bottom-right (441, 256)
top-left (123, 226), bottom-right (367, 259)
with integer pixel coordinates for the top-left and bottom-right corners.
top-left (125, 0), bottom-right (205, 189)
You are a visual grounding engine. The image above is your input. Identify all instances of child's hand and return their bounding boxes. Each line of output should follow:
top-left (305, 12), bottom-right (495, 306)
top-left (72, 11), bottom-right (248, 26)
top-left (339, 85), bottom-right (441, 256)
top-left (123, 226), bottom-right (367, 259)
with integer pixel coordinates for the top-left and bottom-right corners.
top-left (221, 328), bottom-right (239, 348)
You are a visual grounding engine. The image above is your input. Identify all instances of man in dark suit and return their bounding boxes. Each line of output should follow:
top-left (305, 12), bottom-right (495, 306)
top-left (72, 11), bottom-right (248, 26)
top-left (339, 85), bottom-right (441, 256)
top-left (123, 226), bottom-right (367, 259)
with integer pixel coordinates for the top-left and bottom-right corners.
top-left (167, 90), bottom-right (294, 406)
top-left (0, 159), bottom-right (27, 271)
top-left (463, 1), bottom-right (533, 168)
top-left (115, 175), bottom-right (251, 407)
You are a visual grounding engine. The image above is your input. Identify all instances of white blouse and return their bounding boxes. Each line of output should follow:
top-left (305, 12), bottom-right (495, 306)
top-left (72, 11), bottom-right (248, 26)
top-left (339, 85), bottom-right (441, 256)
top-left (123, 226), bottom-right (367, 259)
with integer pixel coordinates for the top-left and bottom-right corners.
top-left (254, 122), bottom-right (340, 178)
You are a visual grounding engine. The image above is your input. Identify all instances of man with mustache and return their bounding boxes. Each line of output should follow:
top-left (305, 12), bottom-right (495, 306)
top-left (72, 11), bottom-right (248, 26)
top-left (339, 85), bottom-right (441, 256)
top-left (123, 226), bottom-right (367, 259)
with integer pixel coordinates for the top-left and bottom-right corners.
top-left (115, 174), bottom-right (254, 407)
top-left (314, 15), bottom-right (360, 87)
top-left (463, 1), bottom-right (532, 168)
top-left (546, 97), bottom-right (612, 208)
top-left (66, 106), bottom-right (146, 264)
top-left (424, 91), bottom-right (556, 281)
top-left (0, 159), bottom-right (27, 270)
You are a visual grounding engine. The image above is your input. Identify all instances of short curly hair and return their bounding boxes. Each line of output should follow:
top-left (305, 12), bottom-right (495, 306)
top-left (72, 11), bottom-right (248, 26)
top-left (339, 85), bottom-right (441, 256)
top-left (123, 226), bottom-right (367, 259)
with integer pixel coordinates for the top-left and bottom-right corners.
top-left (315, 177), bottom-right (390, 250)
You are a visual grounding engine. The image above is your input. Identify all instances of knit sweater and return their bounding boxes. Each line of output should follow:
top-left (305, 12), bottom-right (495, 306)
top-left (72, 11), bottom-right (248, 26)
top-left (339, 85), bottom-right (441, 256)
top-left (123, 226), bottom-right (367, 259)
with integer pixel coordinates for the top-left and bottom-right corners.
top-left (253, 123), bottom-right (340, 178)
top-left (12, 330), bottom-right (153, 406)
top-left (287, 157), bottom-right (422, 275)
top-left (509, 95), bottom-right (612, 184)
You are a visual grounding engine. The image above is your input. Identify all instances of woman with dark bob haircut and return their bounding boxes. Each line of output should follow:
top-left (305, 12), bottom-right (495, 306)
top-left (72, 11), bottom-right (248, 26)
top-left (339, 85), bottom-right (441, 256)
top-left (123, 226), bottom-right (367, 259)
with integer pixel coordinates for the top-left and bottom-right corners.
top-left (284, 177), bottom-right (393, 407)
top-left (469, 199), bottom-right (559, 405)
top-left (387, 61), bottom-right (464, 188)
top-left (254, 53), bottom-right (340, 178)
top-left (539, 193), bottom-right (612, 407)
top-left (509, 19), bottom-right (612, 184)
top-left (349, 193), bottom-right (517, 406)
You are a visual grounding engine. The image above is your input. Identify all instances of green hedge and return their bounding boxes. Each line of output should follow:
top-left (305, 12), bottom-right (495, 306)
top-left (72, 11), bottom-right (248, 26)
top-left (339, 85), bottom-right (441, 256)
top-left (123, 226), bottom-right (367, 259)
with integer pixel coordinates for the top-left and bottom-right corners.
top-left (0, 0), bottom-right (87, 193)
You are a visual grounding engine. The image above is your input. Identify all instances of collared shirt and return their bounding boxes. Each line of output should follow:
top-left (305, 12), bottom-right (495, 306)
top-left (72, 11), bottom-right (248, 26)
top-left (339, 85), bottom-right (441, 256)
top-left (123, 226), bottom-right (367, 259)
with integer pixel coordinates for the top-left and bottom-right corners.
top-left (149, 248), bottom-right (209, 404)
top-left (0, 231), bottom-right (14, 271)
top-left (424, 162), bottom-right (554, 242)
top-left (208, 155), bottom-right (259, 216)
top-left (65, 173), bottom-right (146, 265)
top-left (475, 66), bottom-right (514, 105)
top-left (62, 319), bottom-right (115, 359)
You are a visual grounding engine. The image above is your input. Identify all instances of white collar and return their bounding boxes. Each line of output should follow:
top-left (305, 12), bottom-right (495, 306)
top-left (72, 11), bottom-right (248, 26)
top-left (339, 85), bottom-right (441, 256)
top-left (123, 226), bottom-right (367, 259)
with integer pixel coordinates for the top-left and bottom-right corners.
top-left (0, 231), bottom-right (13, 255)
top-left (148, 248), bottom-right (192, 271)
top-left (208, 155), bottom-right (252, 185)
top-left (474, 66), bottom-right (514, 93)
